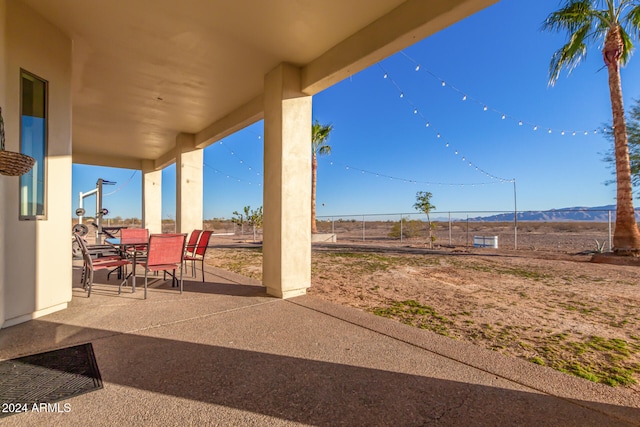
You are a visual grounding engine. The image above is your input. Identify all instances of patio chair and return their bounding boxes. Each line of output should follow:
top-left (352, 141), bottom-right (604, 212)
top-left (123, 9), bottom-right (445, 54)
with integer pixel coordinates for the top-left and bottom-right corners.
top-left (120, 227), bottom-right (149, 258)
top-left (72, 228), bottom-right (123, 284)
top-left (134, 233), bottom-right (187, 299)
top-left (185, 229), bottom-right (202, 258)
top-left (74, 234), bottom-right (131, 297)
top-left (183, 229), bottom-right (213, 281)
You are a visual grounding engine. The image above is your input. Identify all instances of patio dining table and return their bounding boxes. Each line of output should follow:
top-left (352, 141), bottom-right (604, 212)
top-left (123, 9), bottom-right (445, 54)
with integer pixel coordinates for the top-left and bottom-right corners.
top-left (105, 237), bottom-right (149, 293)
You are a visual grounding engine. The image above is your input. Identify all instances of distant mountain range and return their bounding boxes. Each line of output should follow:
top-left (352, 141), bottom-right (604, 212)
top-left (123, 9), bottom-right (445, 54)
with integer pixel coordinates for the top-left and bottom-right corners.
top-left (468, 205), bottom-right (640, 222)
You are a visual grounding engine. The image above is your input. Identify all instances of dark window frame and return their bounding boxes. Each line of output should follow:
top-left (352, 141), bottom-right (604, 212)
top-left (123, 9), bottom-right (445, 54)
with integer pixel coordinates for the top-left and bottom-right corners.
top-left (19, 68), bottom-right (49, 221)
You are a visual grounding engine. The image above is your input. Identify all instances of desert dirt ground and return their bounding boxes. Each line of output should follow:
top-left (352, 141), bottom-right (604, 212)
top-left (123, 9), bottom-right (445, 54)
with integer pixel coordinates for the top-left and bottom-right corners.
top-left (204, 228), bottom-right (640, 392)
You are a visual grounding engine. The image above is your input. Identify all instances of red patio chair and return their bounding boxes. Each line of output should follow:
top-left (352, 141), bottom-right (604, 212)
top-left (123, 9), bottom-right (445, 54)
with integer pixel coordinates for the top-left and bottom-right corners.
top-left (72, 229), bottom-right (124, 285)
top-left (120, 227), bottom-right (149, 252)
top-left (134, 233), bottom-right (187, 299)
top-left (185, 229), bottom-right (202, 258)
top-left (183, 230), bottom-right (213, 281)
top-left (74, 234), bottom-right (131, 297)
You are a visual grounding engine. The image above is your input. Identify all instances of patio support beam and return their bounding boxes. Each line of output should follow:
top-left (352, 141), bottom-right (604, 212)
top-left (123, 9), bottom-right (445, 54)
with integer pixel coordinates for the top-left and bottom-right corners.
top-left (72, 152), bottom-right (144, 171)
top-left (142, 161), bottom-right (162, 234)
top-left (301, 0), bottom-right (497, 95)
top-left (175, 133), bottom-right (203, 234)
top-left (263, 63), bottom-right (311, 298)
top-left (195, 95), bottom-right (264, 149)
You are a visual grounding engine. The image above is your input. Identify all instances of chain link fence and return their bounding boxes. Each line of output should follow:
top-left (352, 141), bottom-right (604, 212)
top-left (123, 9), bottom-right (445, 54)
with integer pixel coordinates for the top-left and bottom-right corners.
top-left (316, 210), bottom-right (618, 253)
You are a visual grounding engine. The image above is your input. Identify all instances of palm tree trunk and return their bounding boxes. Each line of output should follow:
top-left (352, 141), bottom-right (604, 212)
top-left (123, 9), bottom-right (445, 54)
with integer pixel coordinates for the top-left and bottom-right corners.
top-left (311, 154), bottom-right (318, 234)
top-left (605, 27), bottom-right (640, 253)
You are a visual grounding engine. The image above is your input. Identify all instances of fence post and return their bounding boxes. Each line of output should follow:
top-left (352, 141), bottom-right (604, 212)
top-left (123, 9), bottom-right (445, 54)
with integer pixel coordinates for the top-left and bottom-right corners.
top-left (448, 212), bottom-right (452, 246)
top-left (332, 218), bottom-right (335, 235)
top-left (400, 215), bottom-right (403, 242)
top-left (466, 215), bottom-right (469, 247)
top-left (362, 215), bottom-right (366, 241)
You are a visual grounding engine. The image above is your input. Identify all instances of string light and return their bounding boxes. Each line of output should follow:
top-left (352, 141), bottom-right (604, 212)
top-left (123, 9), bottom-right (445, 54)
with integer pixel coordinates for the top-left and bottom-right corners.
top-left (398, 51), bottom-right (607, 136)
top-left (326, 160), bottom-right (511, 187)
top-left (210, 134), bottom-right (513, 192)
top-left (377, 63), bottom-right (514, 183)
top-left (103, 170), bottom-right (138, 196)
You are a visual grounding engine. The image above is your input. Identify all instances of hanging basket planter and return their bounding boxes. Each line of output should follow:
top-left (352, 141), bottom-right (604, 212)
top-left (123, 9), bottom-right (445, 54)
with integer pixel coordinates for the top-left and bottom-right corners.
top-left (0, 106), bottom-right (35, 176)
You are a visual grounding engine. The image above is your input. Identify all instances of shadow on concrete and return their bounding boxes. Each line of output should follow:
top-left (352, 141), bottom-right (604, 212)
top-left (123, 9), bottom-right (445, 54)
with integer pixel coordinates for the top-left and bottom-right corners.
top-left (1, 319), bottom-right (638, 426)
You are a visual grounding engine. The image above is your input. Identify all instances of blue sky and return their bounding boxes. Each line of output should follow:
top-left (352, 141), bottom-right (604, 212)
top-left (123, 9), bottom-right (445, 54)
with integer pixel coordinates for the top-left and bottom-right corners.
top-left (72, 0), bottom-right (640, 220)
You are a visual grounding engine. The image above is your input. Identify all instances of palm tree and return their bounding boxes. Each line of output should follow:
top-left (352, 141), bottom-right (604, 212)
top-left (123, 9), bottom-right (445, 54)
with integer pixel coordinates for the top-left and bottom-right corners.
top-left (603, 98), bottom-right (640, 196)
top-left (544, 0), bottom-right (640, 254)
top-left (311, 121), bottom-right (333, 234)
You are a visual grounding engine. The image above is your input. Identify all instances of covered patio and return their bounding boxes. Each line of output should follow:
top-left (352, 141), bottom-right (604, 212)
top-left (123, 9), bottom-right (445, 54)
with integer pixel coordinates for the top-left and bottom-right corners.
top-left (1, 0), bottom-right (506, 327)
top-left (3, 0), bottom-right (639, 423)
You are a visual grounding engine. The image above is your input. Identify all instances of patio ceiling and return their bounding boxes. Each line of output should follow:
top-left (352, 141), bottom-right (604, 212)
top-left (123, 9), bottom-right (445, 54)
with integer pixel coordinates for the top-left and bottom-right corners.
top-left (21, 0), bottom-right (497, 170)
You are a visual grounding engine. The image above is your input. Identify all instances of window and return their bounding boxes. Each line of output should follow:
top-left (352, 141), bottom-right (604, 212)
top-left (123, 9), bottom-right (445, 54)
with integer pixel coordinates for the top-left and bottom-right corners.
top-left (20, 70), bottom-right (47, 220)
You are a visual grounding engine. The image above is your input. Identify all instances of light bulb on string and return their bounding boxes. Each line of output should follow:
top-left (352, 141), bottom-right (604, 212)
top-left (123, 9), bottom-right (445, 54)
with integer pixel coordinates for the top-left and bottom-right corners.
top-left (533, 126), bottom-right (538, 131)
top-left (399, 92), bottom-right (404, 98)
top-left (501, 114), bottom-right (506, 120)
top-left (415, 65), bottom-right (420, 71)
top-left (383, 73), bottom-right (388, 79)
top-left (436, 133), bottom-right (441, 138)
top-left (413, 108), bottom-right (418, 114)
top-left (425, 122), bottom-right (430, 128)
top-left (483, 106), bottom-right (488, 111)
top-left (518, 121), bottom-right (523, 126)
top-left (462, 95), bottom-right (467, 101)
top-left (561, 131), bottom-right (565, 135)
top-left (441, 81), bottom-right (446, 87)
top-left (548, 129), bottom-right (552, 134)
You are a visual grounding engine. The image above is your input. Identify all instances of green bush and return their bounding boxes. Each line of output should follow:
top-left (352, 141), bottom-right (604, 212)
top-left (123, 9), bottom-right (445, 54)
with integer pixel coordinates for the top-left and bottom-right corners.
top-left (388, 219), bottom-right (424, 239)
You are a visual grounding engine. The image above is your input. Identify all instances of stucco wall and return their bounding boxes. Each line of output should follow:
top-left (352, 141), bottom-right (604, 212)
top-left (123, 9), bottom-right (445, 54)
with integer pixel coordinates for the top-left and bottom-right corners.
top-left (0, 0), bottom-right (7, 327)
top-left (2, 0), bottom-right (72, 327)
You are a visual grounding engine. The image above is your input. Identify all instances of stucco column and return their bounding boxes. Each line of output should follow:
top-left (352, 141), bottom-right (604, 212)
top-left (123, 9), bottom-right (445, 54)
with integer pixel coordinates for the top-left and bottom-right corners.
top-left (175, 132), bottom-right (203, 234)
top-left (263, 63), bottom-right (312, 298)
top-left (142, 161), bottom-right (162, 234)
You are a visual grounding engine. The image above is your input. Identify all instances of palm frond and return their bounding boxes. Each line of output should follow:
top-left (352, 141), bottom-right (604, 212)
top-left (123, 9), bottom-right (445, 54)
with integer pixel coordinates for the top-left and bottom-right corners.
top-left (311, 120), bottom-right (333, 155)
top-left (623, 3), bottom-right (640, 39)
top-left (317, 145), bottom-right (331, 156)
top-left (542, 0), bottom-right (595, 33)
top-left (619, 26), bottom-right (635, 65)
top-left (548, 24), bottom-right (590, 85)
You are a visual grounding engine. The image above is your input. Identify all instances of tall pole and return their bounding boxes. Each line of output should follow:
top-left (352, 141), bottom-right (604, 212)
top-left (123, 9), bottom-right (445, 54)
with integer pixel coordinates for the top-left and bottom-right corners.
top-left (96, 179), bottom-right (104, 244)
top-left (513, 178), bottom-right (518, 250)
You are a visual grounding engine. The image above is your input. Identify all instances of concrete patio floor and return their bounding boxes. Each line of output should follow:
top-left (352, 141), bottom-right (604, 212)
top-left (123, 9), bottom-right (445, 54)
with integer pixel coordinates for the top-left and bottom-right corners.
top-left (0, 262), bottom-right (639, 426)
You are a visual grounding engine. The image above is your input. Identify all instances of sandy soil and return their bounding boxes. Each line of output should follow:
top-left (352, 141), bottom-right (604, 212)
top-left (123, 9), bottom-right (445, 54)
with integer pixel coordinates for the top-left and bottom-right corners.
top-left (206, 239), bottom-right (640, 390)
